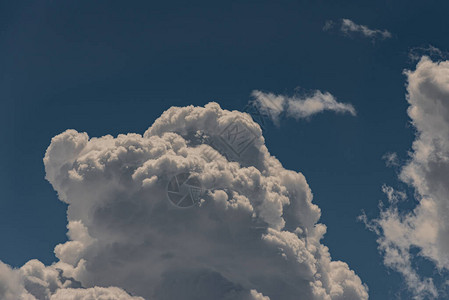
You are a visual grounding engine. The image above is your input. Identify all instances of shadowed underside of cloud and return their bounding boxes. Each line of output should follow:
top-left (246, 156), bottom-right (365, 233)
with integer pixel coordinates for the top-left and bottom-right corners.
top-left (250, 89), bottom-right (356, 125)
top-left (364, 56), bottom-right (449, 299)
top-left (323, 19), bottom-right (391, 41)
top-left (0, 103), bottom-right (368, 300)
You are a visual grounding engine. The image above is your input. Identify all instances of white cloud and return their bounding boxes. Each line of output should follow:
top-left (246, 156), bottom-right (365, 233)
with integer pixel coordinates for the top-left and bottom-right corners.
top-left (341, 19), bottom-right (392, 40)
top-left (250, 90), bottom-right (285, 125)
top-left (1, 103), bottom-right (368, 300)
top-left (250, 90), bottom-right (356, 124)
top-left (0, 261), bottom-right (34, 300)
top-left (366, 57), bottom-right (449, 299)
top-left (249, 289), bottom-right (270, 300)
top-left (324, 19), bottom-right (391, 41)
top-left (409, 45), bottom-right (449, 62)
top-left (322, 20), bottom-right (335, 32)
top-left (0, 260), bottom-right (142, 300)
top-left (382, 152), bottom-right (399, 167)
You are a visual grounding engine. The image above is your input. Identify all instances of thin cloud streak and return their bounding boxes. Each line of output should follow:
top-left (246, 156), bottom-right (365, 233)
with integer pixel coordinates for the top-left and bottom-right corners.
top-left (341, 19), bottom-right (392, 39)
top-left (249, 89), bottom-right (356, 125)
top-left (323, 18), bottom-right (392, 41)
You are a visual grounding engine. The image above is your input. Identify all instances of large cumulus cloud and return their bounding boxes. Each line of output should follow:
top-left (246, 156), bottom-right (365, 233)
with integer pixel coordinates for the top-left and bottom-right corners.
top-left (365, 57), bottom-right (449, 299)
top-left (1, 103), bottom-right (368, 300)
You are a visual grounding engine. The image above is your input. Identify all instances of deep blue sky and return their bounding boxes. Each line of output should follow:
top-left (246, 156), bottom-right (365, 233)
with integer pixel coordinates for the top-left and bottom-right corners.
top-left (1, 1), bottom-right (449, 299)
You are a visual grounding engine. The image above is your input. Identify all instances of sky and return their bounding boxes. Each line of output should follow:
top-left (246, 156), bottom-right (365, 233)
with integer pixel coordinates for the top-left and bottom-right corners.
top-left (1, 1), bottom-right (449, 299)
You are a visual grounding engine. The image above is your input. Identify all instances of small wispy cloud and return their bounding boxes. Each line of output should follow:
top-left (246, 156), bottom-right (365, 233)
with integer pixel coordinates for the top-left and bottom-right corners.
top-left (322, 20), bottom-right (335, 32)
top-left (341, 19), bottom-right (392, 39)
top-left (323, 18), bottom-right (392, 41)
top-left (408, 45), bottom-right (449, 62)
top-left (382, 152), bottom-right (399, 167)
top-left (285, 90), bottom-right (356, 119)
top-left (249, 89), bottom-right (356, 126)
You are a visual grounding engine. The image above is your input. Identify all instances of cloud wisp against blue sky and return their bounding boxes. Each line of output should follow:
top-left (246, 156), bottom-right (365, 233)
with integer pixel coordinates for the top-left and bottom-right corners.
top-left (249, 90), bottom-right (356, 126)
top-left (323, 19), bottom-right (392, 42)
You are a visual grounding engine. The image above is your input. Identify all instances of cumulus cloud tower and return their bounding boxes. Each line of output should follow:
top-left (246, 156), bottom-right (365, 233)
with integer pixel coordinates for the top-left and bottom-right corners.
top-left (1, 102), bottom-right (368, 300)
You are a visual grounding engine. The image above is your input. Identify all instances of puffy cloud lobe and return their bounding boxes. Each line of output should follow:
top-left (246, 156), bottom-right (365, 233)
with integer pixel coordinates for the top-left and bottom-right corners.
top-left (250, 290), bottom-right (270, 300)
top-left (250, 90), bottom-right (356, 124)
top-left (50, 287), bottom-right (144, 300)
top-left (0, 261), bottom-right (34, 300)
top-left (0, 261), bottom-right (141, 300)
top-left (367, 57), bottom-right (449, 299)
top-left (0, 259), bottom-right (66, 300)
top-left (1, 102), bottom-right (368, 299)
top-left (286, 90), bottom-right (356, 119)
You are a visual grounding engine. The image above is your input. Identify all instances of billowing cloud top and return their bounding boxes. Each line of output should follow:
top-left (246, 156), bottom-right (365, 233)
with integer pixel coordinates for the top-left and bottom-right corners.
top-left (1, 103), bottom-right (368, 300)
